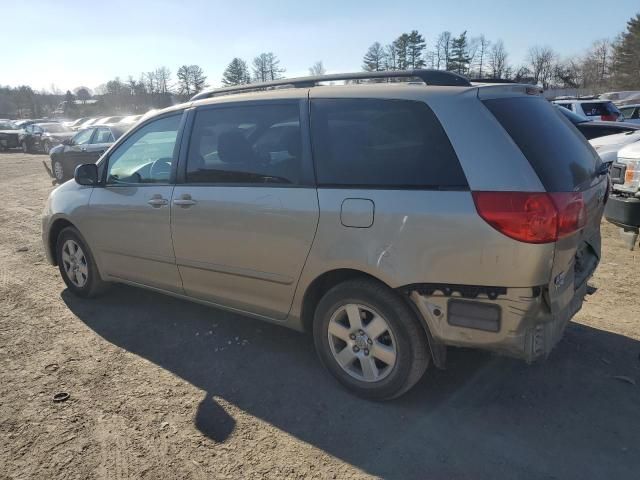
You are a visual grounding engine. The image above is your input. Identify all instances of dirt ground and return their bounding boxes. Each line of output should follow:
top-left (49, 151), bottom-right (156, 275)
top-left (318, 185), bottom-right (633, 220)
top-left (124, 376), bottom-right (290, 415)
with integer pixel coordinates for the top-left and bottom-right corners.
top-left (0, 151), bottom-right (639, 480)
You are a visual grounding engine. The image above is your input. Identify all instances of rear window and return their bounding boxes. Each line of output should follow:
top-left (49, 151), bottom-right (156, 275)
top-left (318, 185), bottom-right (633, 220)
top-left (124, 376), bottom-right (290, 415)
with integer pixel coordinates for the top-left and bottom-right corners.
top-left (310, 98), bottom-right (468, 189)
top-left (580, 101), bottom-right (620, 117)
top-left (483, 97), bottom-right (600, 192)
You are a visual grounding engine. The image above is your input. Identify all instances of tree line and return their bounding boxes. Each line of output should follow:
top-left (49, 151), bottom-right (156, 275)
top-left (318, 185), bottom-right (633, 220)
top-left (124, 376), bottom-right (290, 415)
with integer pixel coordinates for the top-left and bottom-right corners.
top-left (1, 13), bottom-right (638, 119)
top-left (362, 13), bottom-right (640, 90)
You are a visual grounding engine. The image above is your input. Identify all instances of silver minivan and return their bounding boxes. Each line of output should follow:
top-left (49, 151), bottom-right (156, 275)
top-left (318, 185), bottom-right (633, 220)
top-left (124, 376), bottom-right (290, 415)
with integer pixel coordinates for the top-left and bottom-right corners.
top-left (42, 70), bottom-right (608, 399)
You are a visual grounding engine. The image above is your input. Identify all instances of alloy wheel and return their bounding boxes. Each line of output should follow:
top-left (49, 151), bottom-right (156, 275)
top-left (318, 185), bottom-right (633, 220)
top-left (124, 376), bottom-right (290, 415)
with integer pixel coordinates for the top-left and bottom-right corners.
top-left (61, 239), bottom-right (88, 288)
top-left (327, 303), bottom-right (397, 382)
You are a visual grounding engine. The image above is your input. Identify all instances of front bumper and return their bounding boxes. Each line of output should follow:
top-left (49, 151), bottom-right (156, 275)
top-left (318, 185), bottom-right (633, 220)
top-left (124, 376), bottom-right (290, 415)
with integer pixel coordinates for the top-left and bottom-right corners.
top-left (604, 193), bottom-right (640, 230)
top-left (409, 282), bottom-right (589, 363)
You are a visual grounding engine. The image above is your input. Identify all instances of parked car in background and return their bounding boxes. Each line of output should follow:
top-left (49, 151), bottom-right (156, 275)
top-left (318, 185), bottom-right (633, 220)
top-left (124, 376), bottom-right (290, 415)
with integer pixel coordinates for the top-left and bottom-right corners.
top-left (20, 122), bottom-right (74, 153)
top-left (98, 116), bottom-right (126, 124)
top-left (552, 98), bottom-right (623, 121)
top-left (77, 118), bottom-right (102, 130)
top-left (49, 124), bottom-right (126, 182)
top-left (0, 120), bottom-right (21, 150)
top-left (42, 70), bottom-right (607, 399)
top-left (119, 114), bottom-right (143, 125)
top-left (67, 117), bottom-right (91, 130)
top-left (555, 105), bottom-right (640, 140)
top-left (619, 104), bottom-right (640, 124)
top-left (13, 118), bottom-right (59, 129)
top-left (605, 141), bottom-right (640, 249)
top-left (590, 130), bottom-right (640, 164)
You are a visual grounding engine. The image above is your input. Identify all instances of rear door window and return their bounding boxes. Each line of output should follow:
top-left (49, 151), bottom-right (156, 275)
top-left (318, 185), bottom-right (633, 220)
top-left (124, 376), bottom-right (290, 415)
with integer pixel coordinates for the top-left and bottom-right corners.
top-left (310, 98), bottom-right (467, 189)
top-left (186, 103), bottom-right (303, 185)
top-left (483, 96), bottom-right (600, 192)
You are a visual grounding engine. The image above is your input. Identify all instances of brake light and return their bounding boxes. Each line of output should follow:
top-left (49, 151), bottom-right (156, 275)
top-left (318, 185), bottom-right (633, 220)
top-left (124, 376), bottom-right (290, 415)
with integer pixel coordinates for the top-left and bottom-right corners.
top-left (472, 191), bottom-right (586, 244)
top-left (601, 114), bottom-right (618, 122)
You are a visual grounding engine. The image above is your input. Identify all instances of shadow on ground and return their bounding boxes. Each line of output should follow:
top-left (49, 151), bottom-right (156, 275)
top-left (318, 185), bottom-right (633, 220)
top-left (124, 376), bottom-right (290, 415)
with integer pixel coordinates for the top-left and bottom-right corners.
top-left (63, 285), bottom-right (640, 480)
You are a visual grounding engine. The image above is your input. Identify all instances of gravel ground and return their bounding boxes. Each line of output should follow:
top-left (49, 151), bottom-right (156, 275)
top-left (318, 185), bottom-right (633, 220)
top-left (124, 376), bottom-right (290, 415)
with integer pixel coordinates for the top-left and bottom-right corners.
top-left (1, 151), bottom-right (639, 480)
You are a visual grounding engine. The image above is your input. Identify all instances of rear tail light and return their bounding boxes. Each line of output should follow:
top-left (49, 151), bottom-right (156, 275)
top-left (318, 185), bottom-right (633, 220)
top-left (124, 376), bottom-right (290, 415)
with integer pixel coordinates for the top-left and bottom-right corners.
top-left (601, 113), bottom-right (618, 122)
top-left (472, 191), bottom-right (586, 244)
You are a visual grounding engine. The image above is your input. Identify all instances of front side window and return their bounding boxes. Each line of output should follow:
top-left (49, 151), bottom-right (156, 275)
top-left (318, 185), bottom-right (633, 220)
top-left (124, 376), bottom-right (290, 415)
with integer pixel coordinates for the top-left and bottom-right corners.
top-left (310, 98), bottom-right (467, 188)
top-left (106, 114), bottom-right (182, 185)
top-left (73, 129), bottom-right (93, 145)
top-left (186, 104), bottom-right (302, 185)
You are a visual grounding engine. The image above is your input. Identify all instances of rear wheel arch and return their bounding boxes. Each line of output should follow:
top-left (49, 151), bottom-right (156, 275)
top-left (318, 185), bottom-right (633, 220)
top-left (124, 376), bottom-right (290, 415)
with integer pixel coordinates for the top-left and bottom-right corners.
top-left (300, 269), bottom-right (397, 333)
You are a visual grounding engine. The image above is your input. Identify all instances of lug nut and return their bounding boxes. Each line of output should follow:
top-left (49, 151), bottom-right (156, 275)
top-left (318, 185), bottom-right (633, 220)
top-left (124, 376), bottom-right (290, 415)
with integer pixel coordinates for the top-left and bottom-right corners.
top-left (353, 346), bottom-right (360, 353)
top-left (349, 333), bottom-right (356, 340)
top-left (367, 338), bottom-right (373, 345)
top-left (364, 349), bottom-right (369, 356)
top-left (358, 330), bottom-right (364, 335)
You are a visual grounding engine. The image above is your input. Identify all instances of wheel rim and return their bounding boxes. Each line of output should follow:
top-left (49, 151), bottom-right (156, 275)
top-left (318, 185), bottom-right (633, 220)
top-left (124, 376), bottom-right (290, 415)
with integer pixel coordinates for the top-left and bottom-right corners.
top-left (43, 141), bottom-right (50, 153)
top-left (327, 303), bottom-right (397, 382)
top-left (61, 239), bottom-right (89, 288)
top-left (53, 161), bottom-right (64, 180)
top-left (22, 142), bottom-right (27, 153)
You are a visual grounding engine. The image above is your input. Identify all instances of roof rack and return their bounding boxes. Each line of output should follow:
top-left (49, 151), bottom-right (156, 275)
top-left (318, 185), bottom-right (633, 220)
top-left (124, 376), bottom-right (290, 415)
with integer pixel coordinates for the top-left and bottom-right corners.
top-left (470, 78), bottom-right (517, 84)
top-left (190, 69), bottom-right (472, 101)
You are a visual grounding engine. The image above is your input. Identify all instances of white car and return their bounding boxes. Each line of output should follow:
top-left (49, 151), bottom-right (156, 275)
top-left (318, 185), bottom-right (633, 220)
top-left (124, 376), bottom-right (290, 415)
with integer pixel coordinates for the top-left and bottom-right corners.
top-left (619, 104), bottom-right (640, 124)
top-left (590, 130), bottom-right (640, 164)
top-left (552, 99), bottom-right (623, 121)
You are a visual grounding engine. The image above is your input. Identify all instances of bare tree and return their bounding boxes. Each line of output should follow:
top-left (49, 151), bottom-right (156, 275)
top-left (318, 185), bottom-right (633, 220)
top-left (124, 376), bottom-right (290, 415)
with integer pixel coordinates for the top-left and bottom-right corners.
top-left (253, 53), bottom-right (285, 82)
top-left (309, 61), bottom-right (326, 76)
top-left (582, 39), bottom-right (612, 88)
top-left (475, 35), bottom-right (491, 78)
top-left (155, 67), bottom-right (172, 94)
top-left (488, 40), bottom-right (508, 78)
top-left (435, 31), bottom-right (452, 70)
top-left (527, 46), bottom-right (557, 88)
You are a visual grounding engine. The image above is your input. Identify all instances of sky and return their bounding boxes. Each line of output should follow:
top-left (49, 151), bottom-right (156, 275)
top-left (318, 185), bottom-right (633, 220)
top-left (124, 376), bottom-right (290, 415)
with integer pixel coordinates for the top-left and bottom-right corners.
top-left (1, 0), bottom-right (638, 92)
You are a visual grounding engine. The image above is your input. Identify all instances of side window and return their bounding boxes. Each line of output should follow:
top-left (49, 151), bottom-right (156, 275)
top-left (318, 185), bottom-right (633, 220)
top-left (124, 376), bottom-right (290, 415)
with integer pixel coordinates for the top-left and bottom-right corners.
top-left (106, 114), bottom-right (182, 185)
top-left (310, 98), bottom-right (468, 188)
top-left (186, 103), bottom-right (302, 185)
top-left (93, 127), bottom-right (114, 144)
top-left (25, 125), bottom-right (32, 134)
top-left (73, 129), bottom-right (94, 145)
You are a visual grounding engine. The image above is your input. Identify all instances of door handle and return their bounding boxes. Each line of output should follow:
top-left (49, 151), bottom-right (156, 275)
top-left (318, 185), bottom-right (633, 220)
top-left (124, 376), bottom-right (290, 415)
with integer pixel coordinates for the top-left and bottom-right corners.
top-left (147, 195), bottom-right (169, 207)
top-left (173, 194), bottom-right (196, 207)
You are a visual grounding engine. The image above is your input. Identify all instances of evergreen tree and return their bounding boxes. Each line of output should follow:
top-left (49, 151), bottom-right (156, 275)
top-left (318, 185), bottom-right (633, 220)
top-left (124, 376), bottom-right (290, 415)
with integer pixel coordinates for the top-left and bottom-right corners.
top-left (449, 31), bottom-right (472, 74)
top-left (611, 13), bottom-right (640, 89)
top-left (362, 42), bottom-right (386, 71)
top-left (393, 33), bottom-right (410, 70)
top-left (222, 58), bottom-right (251, 86)
top-left (407, 30), bottom-right (426, 69)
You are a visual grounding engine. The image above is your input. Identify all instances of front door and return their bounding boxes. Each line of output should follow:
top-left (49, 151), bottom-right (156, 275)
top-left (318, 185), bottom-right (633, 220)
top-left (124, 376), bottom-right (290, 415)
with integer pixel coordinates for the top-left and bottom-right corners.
top-left (83, 113), bottom-right (185, 293)
top-left (171, 101), bottom-right (319, 319)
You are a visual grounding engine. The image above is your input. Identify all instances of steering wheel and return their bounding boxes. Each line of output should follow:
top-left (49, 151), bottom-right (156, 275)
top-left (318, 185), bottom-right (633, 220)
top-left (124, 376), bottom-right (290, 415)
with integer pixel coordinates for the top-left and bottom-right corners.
top-left (149, 157), bottom-right (172, 180)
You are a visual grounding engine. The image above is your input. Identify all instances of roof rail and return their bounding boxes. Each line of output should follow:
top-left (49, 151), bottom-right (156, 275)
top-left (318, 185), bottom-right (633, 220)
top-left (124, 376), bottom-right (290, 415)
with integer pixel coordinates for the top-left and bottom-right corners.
top-left (190, 69), bottom-right (472, 101)
top-left (470, 78), bottom-right (517, 84)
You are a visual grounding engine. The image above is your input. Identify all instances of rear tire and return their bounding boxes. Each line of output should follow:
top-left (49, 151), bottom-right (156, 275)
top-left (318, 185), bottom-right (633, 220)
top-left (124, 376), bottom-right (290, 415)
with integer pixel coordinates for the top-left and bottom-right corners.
top-left (313, 278), bottom-right (429, 400)
top-left (55, 227), bottom-right (108, 297)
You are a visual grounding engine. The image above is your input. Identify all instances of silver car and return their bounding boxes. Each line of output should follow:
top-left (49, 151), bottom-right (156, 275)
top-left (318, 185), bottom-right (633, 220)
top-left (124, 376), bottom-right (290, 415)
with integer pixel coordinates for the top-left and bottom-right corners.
top-left (42, 70), bottom-right (608, 399)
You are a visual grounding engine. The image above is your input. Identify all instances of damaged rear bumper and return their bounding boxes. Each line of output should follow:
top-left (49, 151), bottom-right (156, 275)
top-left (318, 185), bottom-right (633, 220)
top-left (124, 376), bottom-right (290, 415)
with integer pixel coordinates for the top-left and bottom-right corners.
top-left (407, 281), bottom-right (590, 363)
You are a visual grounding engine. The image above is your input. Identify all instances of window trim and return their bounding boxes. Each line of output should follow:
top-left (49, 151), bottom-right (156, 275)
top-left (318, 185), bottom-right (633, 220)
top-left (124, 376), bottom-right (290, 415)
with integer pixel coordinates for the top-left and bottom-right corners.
top-left (175, 99), bottom-right (315, 188)
top-left (99, 110), bottom-right (188, 187)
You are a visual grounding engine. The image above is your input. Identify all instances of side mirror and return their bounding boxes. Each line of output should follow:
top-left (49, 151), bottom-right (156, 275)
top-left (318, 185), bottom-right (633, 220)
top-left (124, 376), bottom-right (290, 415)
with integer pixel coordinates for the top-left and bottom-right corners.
top-left (62, 139), bottom-right (72, 146)
top-left (74, 163), bottom-right (99, 186)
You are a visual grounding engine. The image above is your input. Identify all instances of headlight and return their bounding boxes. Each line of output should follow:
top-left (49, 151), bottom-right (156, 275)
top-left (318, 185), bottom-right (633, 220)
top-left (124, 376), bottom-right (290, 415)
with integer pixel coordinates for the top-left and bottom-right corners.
top-left (619, 158), bottom-right (640, 191)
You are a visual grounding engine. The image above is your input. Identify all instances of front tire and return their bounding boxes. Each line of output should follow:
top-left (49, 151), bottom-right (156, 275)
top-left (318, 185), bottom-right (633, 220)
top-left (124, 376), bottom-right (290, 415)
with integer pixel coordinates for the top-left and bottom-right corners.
top-left (21, 141), bottom-right (29, 153)
top-left (55, 227), bottom-right (108, 297)
top-left (42, 140), bottom-right (51, 154)
top-left (313, 278), bottom-right (429, 400)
